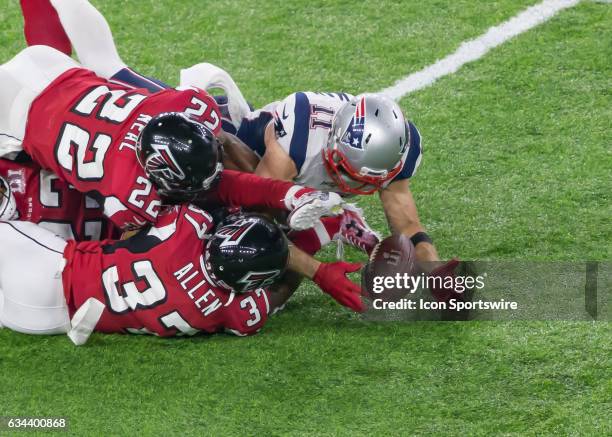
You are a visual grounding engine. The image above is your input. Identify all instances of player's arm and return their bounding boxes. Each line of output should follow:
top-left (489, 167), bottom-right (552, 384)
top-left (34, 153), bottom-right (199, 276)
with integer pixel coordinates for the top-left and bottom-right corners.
top-left (207, 170), bottom-right (343, 230)
top-left (222, 237), bottom-right (364, 334)
top-left (379, 178), bottom-right (439, 263)
top-left (381, 176), bottom-right (463, 302)
top-left (217, 130), bottom-right (260, 173)
top-left (267, 245), bottom-right (364, 312)
top-left (254, 122), bottom-right (298, 181)
top-left (266, 245), bottom-right (318, 310)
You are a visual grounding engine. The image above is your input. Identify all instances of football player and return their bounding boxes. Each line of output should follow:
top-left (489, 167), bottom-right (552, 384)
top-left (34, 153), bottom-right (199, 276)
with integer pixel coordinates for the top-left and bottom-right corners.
top-left (0, 208), bottom-right (363, 343)
top-left (0, 158), bottom-right (119, 240)
top-left (195, 82), bottom-right (431, 258)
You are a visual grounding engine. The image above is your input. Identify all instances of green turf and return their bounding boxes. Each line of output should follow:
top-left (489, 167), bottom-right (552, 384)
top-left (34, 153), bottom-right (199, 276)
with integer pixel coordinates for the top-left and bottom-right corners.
top-left (1, 0), bottom-right (611, 435)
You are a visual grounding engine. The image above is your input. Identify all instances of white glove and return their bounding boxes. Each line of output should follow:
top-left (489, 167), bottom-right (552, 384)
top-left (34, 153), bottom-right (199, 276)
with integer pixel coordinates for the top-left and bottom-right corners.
top-left (284, 186), bottom-right (344, 231)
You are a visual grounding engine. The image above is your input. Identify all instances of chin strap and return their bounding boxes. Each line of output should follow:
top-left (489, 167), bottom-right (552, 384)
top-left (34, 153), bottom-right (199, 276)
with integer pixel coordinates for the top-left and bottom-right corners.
top-left (336, 239), bottom-right (345, 260)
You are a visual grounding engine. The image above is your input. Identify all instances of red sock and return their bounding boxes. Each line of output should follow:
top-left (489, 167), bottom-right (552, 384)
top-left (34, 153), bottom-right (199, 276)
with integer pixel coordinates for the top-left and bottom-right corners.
top-left (289, 215), bottom-right (342, 256)
top-left (20, 0), bottom-right (72, 55)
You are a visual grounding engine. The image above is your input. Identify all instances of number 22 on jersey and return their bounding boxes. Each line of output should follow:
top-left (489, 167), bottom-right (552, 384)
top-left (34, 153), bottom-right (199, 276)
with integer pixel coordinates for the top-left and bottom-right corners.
top-left (55, 86), bottom-right (147, 181)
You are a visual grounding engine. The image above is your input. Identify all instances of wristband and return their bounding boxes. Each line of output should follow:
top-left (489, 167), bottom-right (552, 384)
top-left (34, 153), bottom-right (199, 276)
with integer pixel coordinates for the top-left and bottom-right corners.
top-left (410, 231), bottom-right (433, 246)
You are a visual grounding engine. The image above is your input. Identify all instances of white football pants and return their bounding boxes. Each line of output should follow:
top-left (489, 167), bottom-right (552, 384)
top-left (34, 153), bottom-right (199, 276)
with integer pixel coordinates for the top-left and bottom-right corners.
top-left (0, 221), bottom-right (70, 334)
top-left (180, 63), bottom-right (252, 130)
top-left (0, 45), bottom-right (79, 158)
top-left (50, 0), bottom-right (127, 79)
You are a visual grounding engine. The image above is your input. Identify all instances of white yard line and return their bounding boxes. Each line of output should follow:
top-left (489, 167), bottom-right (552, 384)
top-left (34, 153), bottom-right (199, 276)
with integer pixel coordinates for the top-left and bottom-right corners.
top-left (380, 0), bottom-right (581, 100)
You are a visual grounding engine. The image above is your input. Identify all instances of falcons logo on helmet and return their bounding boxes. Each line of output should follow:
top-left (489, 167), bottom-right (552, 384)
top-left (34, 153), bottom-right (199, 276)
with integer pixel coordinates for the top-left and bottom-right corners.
top-left (144, 143), bottom-right (186, 182)
top-left (215, 219), bottom-right (257, 248)
top-left (236, 270), bottom-right (282, 292)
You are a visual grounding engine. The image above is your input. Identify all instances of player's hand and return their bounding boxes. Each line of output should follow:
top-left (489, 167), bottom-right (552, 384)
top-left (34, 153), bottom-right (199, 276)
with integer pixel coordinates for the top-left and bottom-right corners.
top-left (428, 258), bottom-right (463, 302)
top-left (285, 187), bottom-right (344, 230)
top-left (313, 261), bottom-right (365, 312)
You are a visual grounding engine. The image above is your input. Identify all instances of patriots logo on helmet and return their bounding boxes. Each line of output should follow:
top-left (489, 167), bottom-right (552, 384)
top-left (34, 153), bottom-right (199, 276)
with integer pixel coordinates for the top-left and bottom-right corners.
top-left (144, 143), bottom-right (186, 182)
top-left (215, 219), bottom-right (257, 248)
top-left (236, 270), bottom-right (282, 292)
top-left (341, 97), bottom-right (366, 150)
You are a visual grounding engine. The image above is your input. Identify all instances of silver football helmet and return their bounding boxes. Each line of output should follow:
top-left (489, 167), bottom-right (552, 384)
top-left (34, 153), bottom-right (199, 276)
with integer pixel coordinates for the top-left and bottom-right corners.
top-left (0, 176), bottom-right (18, 220)
top-left (323, 93), bottom-right (409, 194)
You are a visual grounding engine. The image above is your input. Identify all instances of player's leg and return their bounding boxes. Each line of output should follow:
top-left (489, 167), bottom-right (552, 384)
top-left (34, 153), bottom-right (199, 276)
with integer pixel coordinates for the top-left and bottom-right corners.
top-left (0, 221), bottom-right (70, 335)
top-left (48, 0), bottom-right (123, 78)
top-left (180, 63), bottom-right (253, 129)
top-left (49, 0), bottom-right (169, 91)
top-left (0, 45), bottom-right (79, 158)
top-left (20, 0), bottom-right (72, 55)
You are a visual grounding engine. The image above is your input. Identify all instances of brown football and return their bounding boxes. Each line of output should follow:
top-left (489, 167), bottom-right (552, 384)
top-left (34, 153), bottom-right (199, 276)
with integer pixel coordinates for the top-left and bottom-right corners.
top-left (361, 234), bottom-right (419, 303)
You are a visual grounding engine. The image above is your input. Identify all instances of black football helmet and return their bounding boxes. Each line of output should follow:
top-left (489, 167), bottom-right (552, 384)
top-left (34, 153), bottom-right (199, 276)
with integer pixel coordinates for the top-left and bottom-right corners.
top-left (136, 112), bottom-right (223, 201)
top-left (206, 213), bottom-right (289, 293)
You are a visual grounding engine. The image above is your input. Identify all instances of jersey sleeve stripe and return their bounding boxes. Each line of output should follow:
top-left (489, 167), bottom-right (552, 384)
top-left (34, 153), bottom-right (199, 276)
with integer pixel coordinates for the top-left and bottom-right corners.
top-left (289, 92), bottom-right (310, 173)
top-left (235, 111), bottom-right (273, 157)
top-left (393, 121), bottom-right (423, 181)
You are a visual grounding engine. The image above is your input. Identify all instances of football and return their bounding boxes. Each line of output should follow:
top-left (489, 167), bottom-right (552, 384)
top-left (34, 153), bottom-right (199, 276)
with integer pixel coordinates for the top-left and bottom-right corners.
top-left (362, 234), bottom-right (419, 302)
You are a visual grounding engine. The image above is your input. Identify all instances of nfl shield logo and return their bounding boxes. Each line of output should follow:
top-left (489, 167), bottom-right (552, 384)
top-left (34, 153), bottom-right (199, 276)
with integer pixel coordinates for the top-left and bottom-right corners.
top-left (7, 169), bottom-right (26, 194)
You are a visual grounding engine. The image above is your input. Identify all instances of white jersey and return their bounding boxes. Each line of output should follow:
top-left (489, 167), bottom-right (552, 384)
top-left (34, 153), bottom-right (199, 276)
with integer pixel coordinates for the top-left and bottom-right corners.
top-left (238, 92), bottom-right (423, 194)
top-left (176, 65), bottom-right (422, 193)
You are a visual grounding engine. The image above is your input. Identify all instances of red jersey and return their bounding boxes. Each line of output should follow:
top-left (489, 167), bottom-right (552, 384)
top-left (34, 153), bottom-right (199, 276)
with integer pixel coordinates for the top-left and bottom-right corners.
top-left (62, 204), bottom-right (270, 337)
top-left (0, 158), bottom-right (118, 240)
top-left (22, 68), bottom-right (222, 230)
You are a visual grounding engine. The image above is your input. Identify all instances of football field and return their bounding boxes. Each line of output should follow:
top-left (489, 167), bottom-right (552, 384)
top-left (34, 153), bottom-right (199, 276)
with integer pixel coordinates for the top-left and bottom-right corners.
top-left (0, 0), bottom-right (610, 435)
